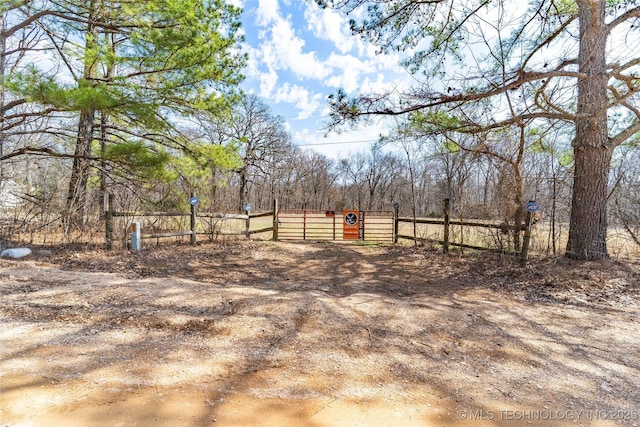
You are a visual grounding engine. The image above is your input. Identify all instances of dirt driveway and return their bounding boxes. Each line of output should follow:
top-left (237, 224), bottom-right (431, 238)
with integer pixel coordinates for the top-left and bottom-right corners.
top-left (1, 241), bottom-right (640, 426)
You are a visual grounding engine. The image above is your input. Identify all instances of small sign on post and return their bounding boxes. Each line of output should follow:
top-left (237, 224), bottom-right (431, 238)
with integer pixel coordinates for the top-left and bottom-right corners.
top-left (131, 221), bottom-right (141, 251)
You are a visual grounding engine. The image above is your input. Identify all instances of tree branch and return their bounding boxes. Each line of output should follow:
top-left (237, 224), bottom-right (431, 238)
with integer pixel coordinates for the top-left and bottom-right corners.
top-left (1, 98), bottom-right (27, 114)
top-left (606, 6), bottom-right (640, 34)
top-left (610, 122), bottom-right (640, 148)
top-left (331, 67), bottom-right (585, 124)
top-left (521, 15), bottom-right (578, 70)
top-left (0, 146), bottom-right (87, 161)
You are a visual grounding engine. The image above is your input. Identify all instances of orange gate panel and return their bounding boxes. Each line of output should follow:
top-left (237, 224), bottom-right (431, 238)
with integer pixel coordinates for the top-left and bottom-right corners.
top-left (342, 210), bottom-right (360, 240)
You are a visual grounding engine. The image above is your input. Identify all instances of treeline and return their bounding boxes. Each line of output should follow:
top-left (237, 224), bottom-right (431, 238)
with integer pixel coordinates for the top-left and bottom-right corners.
top-left (2, 88), bottom-right (640, 252)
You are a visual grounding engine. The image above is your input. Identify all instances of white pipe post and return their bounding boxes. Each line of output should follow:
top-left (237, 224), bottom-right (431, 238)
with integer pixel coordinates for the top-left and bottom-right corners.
top-left (131, 222), bottom-right (141, 251)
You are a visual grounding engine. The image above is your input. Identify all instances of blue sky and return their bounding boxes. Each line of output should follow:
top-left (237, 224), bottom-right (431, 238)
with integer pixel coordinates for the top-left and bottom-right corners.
top-left (233, 0), bottom-right (411, 159)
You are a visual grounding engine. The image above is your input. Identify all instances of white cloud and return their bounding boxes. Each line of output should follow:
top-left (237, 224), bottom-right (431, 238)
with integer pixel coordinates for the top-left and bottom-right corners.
top-left (242, 43), bottom-right (279, 98)
top-left (267, 18), bottom-right (330, 80)
top-left (250, 2), bottom-right (332, 84)
top-left (323, 53), bottom-right (376, 92)
top-left (304, 3), bottom-right (354, 54)
top-left (273, 83), bottom-right (323, 119)
top-left (243, 45), bottom-right (261, 77)
top-left (255, 0), bottom-right (280, 26)
top-left (227, 0), bottom-right (245, 8)
top-left (259, 67), bottom-right (279, 98)
top-left (360, 73), bottom-right (394, 93)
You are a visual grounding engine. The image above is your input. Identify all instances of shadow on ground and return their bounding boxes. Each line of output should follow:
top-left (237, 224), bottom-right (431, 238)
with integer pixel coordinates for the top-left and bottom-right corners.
top-left (1, 241), bottom-right (639, 426)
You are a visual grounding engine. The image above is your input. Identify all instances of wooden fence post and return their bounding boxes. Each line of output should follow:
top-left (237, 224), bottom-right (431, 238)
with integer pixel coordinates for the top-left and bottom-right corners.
top-left (190, 192), bottom-right (197, 245)
top-left (520, 207), bottom-right (535, 266)
top-left (393, 202), bottom-right (399, 244)
top-left (245, 208), bottom-right (251, 240)
top-left (105, 193), bottom-right (114, 250)
top-left (443, 198), bottom-right (450, 253)
top-left (272, 199), bottom-right (279, 241)
top-left (333, 212), bottom-right (336, 240)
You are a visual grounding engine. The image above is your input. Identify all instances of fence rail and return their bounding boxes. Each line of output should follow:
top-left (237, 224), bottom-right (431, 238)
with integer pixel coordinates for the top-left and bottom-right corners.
top-left (105, 195), bottom-right (535, 265)
top-left (396, 198), bottom-right (536, 265)
top-left (104, 193), bottom-right (275, 250)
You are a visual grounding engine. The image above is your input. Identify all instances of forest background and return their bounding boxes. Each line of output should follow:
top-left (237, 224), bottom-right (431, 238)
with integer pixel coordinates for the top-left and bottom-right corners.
top-left (0, 0), bottom-right (639, 260)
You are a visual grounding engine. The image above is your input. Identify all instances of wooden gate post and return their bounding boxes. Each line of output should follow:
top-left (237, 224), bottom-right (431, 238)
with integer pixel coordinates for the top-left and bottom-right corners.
top-left (104, 193), bottom-right (114, 250)
top-left (245, 209), bottom-right (251, 240)
top-left (190, 192), bottom-right (197, 245)
top-left (332, 212), bottom-right (336, 240)
top-left (520, 207), bottom-right (535, 266)
top-left (443, 198), bottom-right (450, 253)
top-left (393, 202), bottom-right (399, 244)
top-left (272, 199), bottom-right (279, 241)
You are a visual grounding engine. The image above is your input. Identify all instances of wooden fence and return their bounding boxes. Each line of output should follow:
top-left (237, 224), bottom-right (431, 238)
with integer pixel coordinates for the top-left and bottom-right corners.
top-left (396, 199), bottom-right (536, 266)
top-left (105, 195), bottom-right (535, 265)
top-left (104, 194), bottom-right (276, 250)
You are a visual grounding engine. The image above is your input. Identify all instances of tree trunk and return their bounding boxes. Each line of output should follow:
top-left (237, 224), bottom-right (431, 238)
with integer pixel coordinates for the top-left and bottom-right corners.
top-left (66, 2), bottom-right (98, 228)
top-left (566, 0), bottom-right (611, 260)
top-left (566, 145), bottom-right (612, 259)
top-left (512, 164), bottom-right (524, 252)
top-left (0, 12), bottom-right (6, 182)
top-left (238, 166), bottom-right (247, 213)
top-left (66, 109), bottom-right (95, 227)
top-left (99, 33), bottom-right (116, 219)
top-left (99, 110), bottom-right (109, 219)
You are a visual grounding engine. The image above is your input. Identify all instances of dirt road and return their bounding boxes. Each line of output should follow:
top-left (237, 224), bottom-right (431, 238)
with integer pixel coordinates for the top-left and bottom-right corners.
top-left (1, 241), bottom-right (639, 426)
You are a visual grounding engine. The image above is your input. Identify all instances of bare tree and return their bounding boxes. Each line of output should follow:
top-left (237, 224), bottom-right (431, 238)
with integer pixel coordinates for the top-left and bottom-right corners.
top-left (337, 151), bottom-right (369, 210)
top-left (207, 95), bottom-right (292, 212)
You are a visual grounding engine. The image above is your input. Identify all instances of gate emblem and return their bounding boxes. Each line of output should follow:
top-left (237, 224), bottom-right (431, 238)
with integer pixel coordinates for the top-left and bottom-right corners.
top-left (344, 212), bottom-right (358, 226)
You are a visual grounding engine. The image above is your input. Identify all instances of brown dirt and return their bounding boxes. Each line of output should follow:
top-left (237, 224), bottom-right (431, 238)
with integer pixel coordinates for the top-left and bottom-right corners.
top-left (1, 240), bottom-right (640, 426)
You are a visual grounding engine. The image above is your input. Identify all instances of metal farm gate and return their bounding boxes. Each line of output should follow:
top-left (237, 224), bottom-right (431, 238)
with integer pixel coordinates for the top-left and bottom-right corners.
top-left (276, 209), bottom-right (395, 242)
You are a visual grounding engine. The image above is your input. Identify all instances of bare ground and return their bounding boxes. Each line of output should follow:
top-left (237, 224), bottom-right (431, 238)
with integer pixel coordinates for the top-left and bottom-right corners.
top-left (1, 240), bottom-right (640, 427)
